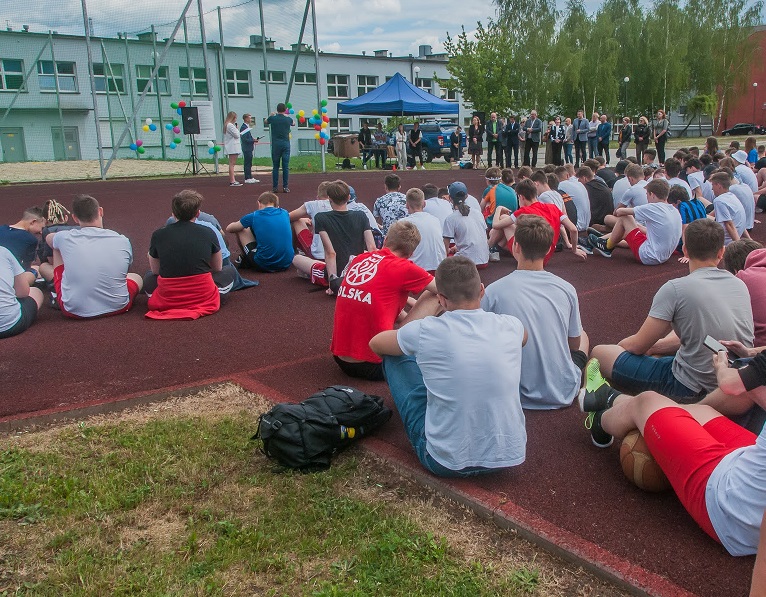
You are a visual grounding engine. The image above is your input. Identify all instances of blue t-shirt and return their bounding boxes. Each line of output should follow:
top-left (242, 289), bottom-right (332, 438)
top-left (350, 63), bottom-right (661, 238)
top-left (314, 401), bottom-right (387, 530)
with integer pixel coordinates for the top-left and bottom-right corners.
top-left (0, 225), bottom-right (38, 270)
top-left (676, 199), bottom-right (707, 252)
top-left (266, 113), bottom-right (294, 144)
top-left (239, 207), bottom-right (294, 271)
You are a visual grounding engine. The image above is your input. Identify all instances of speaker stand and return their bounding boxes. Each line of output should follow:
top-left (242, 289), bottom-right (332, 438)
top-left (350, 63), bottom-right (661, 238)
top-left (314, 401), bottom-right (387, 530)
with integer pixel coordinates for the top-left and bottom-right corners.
top-left (184, 135), bottom-right (209, 176)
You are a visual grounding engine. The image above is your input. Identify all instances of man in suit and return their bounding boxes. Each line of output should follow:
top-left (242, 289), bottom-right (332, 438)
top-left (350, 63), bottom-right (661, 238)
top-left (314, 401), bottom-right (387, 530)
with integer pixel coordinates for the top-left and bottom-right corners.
top-left (504, 115), bottom-right (520, 168)
top-left (523, 110), bottom-right (543, 168)
top-left (240, 114), bottom-right (259, 184)
top-left (486, 112), bottom-right (503, 168)
top-left (573, 110), bottom-right (589, 168)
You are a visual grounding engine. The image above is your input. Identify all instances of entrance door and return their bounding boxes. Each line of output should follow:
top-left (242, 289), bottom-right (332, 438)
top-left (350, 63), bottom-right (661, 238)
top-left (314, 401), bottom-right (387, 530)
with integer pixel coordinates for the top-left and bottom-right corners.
top-left (52, 127), bottom-right (81, 161)
top-left (0, 128), bottom-right (27, 162)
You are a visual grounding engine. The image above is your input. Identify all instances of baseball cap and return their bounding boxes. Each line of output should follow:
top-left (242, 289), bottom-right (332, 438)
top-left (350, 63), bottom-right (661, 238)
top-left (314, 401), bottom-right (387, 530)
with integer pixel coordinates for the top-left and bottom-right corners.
top-left (348, 185), bottom-right (356, 202)
top-left (448, 181), bottom-right (468, 200)
top-left (732, 150), bottom-right (748, 164)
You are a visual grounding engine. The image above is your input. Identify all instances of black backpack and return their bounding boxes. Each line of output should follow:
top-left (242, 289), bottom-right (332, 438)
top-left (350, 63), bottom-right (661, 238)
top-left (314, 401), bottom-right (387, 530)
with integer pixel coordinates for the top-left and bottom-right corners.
top-left (254, 386), bottom-right (392, 472)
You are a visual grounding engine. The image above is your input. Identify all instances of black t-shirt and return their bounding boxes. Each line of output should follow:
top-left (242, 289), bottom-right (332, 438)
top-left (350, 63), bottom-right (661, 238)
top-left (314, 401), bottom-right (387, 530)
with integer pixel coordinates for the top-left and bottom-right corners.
top-left (585, 179), bottom-right (614, 226)
top-left (149, 220), bottom-right (220, 278)
top-left (314, 210), bottom-right (371, 276)
top-left (755, 157), bottom-right (766, 172)
top-left (410, 128), bottom-right (422, 145)
top-left (599, 168), bottom-right (617, 188)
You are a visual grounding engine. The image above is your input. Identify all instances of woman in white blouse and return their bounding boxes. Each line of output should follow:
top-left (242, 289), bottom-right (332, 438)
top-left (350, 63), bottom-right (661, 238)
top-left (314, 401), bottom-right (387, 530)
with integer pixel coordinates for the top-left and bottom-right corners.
top-left (223, 111), bottom-right (241, 187)
top-left (395, 124), bottom-right (408, 170)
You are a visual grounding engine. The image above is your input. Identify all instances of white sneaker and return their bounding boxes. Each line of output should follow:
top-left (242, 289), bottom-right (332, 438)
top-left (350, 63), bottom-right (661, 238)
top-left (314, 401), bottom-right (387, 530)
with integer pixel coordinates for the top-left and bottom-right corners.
top-left (421, 165), bottom-right (426, 170)
top-left (363, 164), bottom-right (367, 170)
top-left (489, 251), bottom-right (500, 262)
top-left (230, 181), bottom-right (242, 187)
top-left (244, 178), bottom-right (259, 184)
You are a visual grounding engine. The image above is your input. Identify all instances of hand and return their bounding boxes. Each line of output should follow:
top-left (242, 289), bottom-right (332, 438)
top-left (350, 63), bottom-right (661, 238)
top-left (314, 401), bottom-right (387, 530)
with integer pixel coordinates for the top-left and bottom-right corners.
top-left (325, 287), bottom-right (335, 296)
top-left (721, 340), bottom-right (754, 358)
top-left (678, 256), bottom-right (689, 264)
top-left (713, 350), bottom-right (729, 372)
top-left (574, 247), bottom-right (587, 261)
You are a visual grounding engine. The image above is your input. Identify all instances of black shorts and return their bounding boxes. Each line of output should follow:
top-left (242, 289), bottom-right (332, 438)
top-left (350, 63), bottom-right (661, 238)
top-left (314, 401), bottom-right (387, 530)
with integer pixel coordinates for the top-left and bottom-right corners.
top-left (333, 356), bottom-right (384, 381)
top-left (0, 297), bottom-right (38, 339)
top-left (570, 349), bottom-right (588, 371)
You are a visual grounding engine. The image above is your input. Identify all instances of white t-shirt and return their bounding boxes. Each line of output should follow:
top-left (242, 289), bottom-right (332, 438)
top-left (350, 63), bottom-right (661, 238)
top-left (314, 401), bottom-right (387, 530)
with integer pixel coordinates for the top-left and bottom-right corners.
top-left (730, 183), bottom-right (755, 230)
top-left (538, 189), bottom-right (565, 213)
top-left (0, 246), bottom-right (23, 333)
top-left (702, 180), bottom-right (715, 203)
top-left (405, 211), bottom-right (446, 272)
top-left (303, 199), bottom-right (332, 259)
top-left (396, 308), bottom-right (527, 470)
top-left (560, 178), bottom-right (590, 231)
top-left (687, 171), bottom-right (705, 195)
top-left (736, 164), bottom-right (759, 192)
top-left (442, 211), bottom-right (490, 266)
top-left (619, 179), bottom-right (649, 208)
top-left (52, 227), bottom-right (133, 317)
top-left (632, 202), bottom-right (682, 265)
top-left (666, 177), bottom-right (692, 199)
top-left (481, 270), bottom-right (582, 409)
top-left (611, 176), bottom-right (631, 208)
top-left (465, 194), bottom-right (487, 229)
top-left (424, 197), bottom-right (453, 227)
top-left (706, 423), bottom-right (766, 556)
top-left (714, 192), bottom-right (747, 245)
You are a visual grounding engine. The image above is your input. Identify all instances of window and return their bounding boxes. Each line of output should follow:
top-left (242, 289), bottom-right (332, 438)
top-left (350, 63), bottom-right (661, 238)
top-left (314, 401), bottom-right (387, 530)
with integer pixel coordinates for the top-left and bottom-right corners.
top-left (93, 63), bottom-right (125, 93)
top-left (329, 117), bottom-right (351, 134)
top-left (295, 71), bottom-right (316, 85)
top-left (385, 76), bottom-right (393, 83)
top-left (415, 77), bottom-right (433, 94)
top-left (357, 74), bottom-right (377, 96)
top-left (136, 65), bottom-right (169, 94)
top-left (327, 74), bottom-right (349, 98)
top-left (179, 66), bottom-right (207, 96)
top-left (227, 69), bottom-right (251, 96)
top-left (0, 59), bottom-right (24, 91)
top-left (440, 87), bottom-right (458, 102)
top-left (297, 117), bottom-right (311, 129)
top-left (259, 70), bottom-right (286, 84)
top-left (38, 60), bottom-right (77, 92)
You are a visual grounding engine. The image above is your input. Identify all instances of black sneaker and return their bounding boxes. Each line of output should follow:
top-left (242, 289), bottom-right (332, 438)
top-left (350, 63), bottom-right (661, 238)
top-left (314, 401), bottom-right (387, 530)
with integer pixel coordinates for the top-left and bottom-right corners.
top-left (577, 237), bottom-right (593, 255)
top-left (585, 410), bottom-right (613, 448)
top-left (588, 233), bottom-right (612, 258)
top-left (587, 226), bottom-right (604, 237)
top-left (49, 291), bottom-right (60, 310)
top-left (272, 188), bottom-right (279, 193)
top-left (578, 358), bottom-right (620, 412)
top-left (283, 187), bottom-right (290, 193)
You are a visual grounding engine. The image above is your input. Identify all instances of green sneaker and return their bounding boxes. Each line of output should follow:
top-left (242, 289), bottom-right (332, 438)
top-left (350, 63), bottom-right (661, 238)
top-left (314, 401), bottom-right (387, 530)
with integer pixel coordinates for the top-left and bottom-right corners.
top-left (578, 358), bottom-right (620, 412)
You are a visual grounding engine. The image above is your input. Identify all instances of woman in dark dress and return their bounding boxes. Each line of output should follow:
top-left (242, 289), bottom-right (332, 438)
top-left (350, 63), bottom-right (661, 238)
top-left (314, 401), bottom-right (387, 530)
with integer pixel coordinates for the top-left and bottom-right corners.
top-left (468, 116), bottom-right (484, 169)
top-left (548, 117), bottom-right (566, 166)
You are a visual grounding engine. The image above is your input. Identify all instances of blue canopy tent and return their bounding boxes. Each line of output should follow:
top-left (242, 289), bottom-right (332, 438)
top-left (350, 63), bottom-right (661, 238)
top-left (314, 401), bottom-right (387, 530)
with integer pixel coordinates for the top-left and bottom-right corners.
top-left (337, 72), bottom-right (458, 116)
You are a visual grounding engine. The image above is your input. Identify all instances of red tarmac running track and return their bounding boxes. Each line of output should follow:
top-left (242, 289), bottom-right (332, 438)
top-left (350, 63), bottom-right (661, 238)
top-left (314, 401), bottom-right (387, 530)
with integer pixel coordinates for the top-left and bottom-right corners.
top-left (0, 169), bottom-right (759, 596)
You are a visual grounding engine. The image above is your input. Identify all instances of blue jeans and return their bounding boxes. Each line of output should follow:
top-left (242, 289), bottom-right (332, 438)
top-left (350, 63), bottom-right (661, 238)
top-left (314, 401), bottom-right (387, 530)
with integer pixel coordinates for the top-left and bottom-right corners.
top-left (382, 355), bottom-right (493, 478)
top-left (611, 351), bottom-right (703, 403)
top-left (588, 137), bottom-right (598, 159)
top-left (271, 142), bottom-right (290, 189)
top-left (564, 143), bottom-right (573, 164)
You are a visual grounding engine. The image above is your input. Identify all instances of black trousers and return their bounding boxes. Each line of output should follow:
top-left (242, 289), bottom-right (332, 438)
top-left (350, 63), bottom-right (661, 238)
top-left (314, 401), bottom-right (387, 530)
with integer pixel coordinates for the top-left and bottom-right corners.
top-left (598, 141), bottom-right (610, 164)
top-left (505, 142), bottom-right (519, 168)
top-left (487, 141), bottom-right (503, 167)
top-left (574, 139), bottom-right (587, 166)
top-left (524, 141), bottom-right (540, 167)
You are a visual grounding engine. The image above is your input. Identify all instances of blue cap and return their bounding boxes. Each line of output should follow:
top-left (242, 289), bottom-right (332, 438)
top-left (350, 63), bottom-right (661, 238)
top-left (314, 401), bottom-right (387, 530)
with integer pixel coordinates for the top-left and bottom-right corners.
top-left (448, 181), bottom-right (468, 200)
top-left (348, 185), bottom-right (356, 202)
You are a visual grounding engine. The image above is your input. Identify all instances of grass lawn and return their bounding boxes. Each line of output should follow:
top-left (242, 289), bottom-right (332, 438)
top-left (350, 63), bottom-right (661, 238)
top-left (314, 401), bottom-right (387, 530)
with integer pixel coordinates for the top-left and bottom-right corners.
top-left (0, 385), bottom-right (625, 596)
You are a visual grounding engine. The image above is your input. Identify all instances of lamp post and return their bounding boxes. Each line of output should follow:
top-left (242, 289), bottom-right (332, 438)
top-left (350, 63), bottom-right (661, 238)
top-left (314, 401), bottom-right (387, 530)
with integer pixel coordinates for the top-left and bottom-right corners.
top-left (754, 82), bottom-right (759, 126)
top-left (414, 65), bottom-right (420, 87)
top-left (624, 76), bottom-right (630, 117)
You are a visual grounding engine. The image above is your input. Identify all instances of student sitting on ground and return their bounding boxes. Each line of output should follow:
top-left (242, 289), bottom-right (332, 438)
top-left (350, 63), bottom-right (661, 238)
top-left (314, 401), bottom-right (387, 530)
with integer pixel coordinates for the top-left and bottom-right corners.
top-left (482, 215), bottom-right (589, 409)
top-left (226, 191), bottom-right (294, 273)
top-left (370, 256), bottom-right (528, 478)
top-left (37, 200), bottom-right (77, 268)
top-left (39, 195), bottom-right (143, 318)
top-left (373, 173), bottom-right (407, 235)
top-left (144, 190), bottom-right (221, 320)
top-left (0, 245), bottom-right (43, 339)
top-left (590, 218), bottom-right (753, 401)
top-left (579, 353), bottom-right (765, 559)
top-left (588, 178), bottom-right (682, 265)
top-left (332, 220), bottom-right (437, 381)
top-left (729, 245), bottom-right (766, 347)
top-left (422, 183), bottom-right (452, 226)
top-left (479, 167), bottom-right (502, 222)
top-left (492, 179), bottom-right (586, 264)
top-left (710, 171), bottom-right (748, 245)
top-left (0, 206), bottom-right (46, 284)
top-left (404, 188), bottom-right (446, 273)
top-left (556, 166), bottom-right (590, 233)
top-left (292, 180), bottom-right (376, 295)
top-left (576, 166), bottom-right (613, 231)
top-left (289, 181), bottom-right (332, 259)
top-left (442, 182), bottom-right (490, 268)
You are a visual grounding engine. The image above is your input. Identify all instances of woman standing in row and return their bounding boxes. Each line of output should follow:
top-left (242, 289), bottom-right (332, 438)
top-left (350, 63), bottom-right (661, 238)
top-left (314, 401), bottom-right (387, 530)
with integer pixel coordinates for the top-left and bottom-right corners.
top-left (653, 109), bottom-right (669, 165)
top-left (548, 117), bottom-right (566, 166)
top-left (223, 111), bottom-right (242, 187)
top-left (395, 124), bottom-right (408, 170)
top-left (468, 115), bottom-right (484, 170)
top-left (634, 116), bottom-right (651, 161)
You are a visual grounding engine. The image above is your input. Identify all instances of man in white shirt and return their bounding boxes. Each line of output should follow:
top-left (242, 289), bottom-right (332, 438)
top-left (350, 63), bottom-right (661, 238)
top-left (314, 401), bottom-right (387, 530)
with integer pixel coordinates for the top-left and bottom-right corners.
top-left (710, 171), bottom-right (747, 245)
top-left (404, 188), bottom-right (446, 273)
top-left (601, 163), bottom-right (650, 232)
top-left (289, 181), bottom-right (333, 259)
top-left (589, 178), bottom-right (681, 265)
top-left (482, 215), bottom-right (588, 410)
top-left (664, 158), bottom-right (693, 199)
top-left (556, 166), bottom-right (590, 232)
top-left (0, 246), bottom-right (42, 339)
top-left (611, 160), bottom-right (632, 207)
top-left (685, 157), bottom-right (706, 200)
top-left (370, 256), bottom-right (528, 477)
top-left (728, 176), bottom-right (756, 232)
top-left (422, 184), bottom-right (453, 226)
top-left (733, 150), bottom-right (759, 192)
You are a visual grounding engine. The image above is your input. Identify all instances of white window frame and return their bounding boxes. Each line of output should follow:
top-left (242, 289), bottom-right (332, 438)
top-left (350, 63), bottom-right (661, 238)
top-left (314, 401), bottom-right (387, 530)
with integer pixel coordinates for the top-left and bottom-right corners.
top-left (327, 74), bottom-right (349, 99)
top-left (38, 60), bottom-right (78, 93)
top-left (0, 59), bottom-right (25, 92)
top-left (295, 71), bottom-right (317, 85)
top-left (357, 74), bottom-right (378, 97)
top-left (259, 70), bottom-right (286, 84)
top-left (329, 117), bottom-right (351, 134)
top-left (440, 87), bottom-right (458, 102)
top-left (415, 77), bottom-right (433, 94)
top-left (179, 66), bottom-right (208, 96)
top-left (93, 63), bottom-right (125, 94)
top-left (226, 69), bottom-right (252, 97)
top-left (136, 65), bottom-right (170, 95)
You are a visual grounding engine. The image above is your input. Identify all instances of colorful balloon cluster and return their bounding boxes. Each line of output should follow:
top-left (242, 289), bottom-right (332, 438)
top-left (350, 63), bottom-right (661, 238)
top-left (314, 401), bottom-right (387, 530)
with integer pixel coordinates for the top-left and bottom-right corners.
top-left (207, 140), bottom-right (222, 155)
top-left (307, 99), bottom-right (330, 145)
top-left (128, 100), bottom-right (190, 154)
top-left (129, 139), bottom-right (145, 154)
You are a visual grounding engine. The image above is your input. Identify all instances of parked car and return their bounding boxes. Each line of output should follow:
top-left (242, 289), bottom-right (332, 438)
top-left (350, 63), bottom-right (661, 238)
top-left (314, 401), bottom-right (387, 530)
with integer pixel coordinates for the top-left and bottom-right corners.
top-left (721, 123), bottom-right (766, 136)
top-left (387, 121), bottom-right (467, 163)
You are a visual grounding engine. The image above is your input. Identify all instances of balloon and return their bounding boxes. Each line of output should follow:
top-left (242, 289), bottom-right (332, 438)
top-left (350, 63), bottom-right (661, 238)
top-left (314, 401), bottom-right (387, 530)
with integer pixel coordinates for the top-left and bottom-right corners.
top-left (149, 124), bottom-right (157, 131)
top-left (321, 122), bottom-right (328, 129)
top-left (214, 145), bottom-right (221, 152)
top-left (286, 102), bottom-right (292, 109)
top-left (142, 125), bottom-right (149, 132)
top-left (319, 138), bottom-right (326, 145)
top-left (165, 123), bottom-right (173, 130)
top-left (320, 99), bottom-right (328, 107)
top-left (169, 142), bottom-right (177, 149)
top-left (172, 119), bottom-right (179, 126)
top-left (173, 126), bottom-right (181, 134)
top-left (129, 143), bottom-right (137, 151)
top-left (174, 137), bottom-right (182, 144)
top-left (289, 109), bottom-right (295, 114)
top-left (136, 139), bottom-right (143, 147)
top-left (177, 108), bottom-right (182, 115)
top-left (207, 140), bottom-right (215, 148)
top-left (323, 114), bottom-right (330, 123)
top-left (299, 117), bottom-right (305, 124)
top-left (314, 133), bottom-right (320, 139)
top-left (209, 147), bottom-right (215, 155)
top-left (178, 100), bottom-right (186, 108)
top-left (170, 102), bottom-right (179, 109)
top-left (314, 124), bottom-right (321, 131)
top-left (298, 109), bottom-right (304, 117)
top-left (137, 146), bottom-right (146, 154)
top-left (145, 118), bottom-right (152, 125)
top-left (321, 107), bottom-right (328, 113)
top-left (312, 109), bottom-right (318, 115)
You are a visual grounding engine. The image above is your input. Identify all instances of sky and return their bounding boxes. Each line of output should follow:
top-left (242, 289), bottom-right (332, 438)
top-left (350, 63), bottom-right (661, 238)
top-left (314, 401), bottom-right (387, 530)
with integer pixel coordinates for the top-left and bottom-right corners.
top-left (4, 0), bottom-right (503, 58)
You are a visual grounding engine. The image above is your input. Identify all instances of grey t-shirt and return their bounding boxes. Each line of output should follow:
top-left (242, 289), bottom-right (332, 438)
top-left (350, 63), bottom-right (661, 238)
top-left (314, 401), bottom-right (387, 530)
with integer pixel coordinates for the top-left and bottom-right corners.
top-left (482, 270), bottom-right (582, 409)
top-left (648, 267), bottom-right (753, 393)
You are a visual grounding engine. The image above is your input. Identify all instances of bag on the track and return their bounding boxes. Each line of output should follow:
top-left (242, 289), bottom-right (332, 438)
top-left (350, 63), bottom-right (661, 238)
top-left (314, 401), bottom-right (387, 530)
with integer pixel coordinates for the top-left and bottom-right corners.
top-left (253, 385), bottom-right (392, 472)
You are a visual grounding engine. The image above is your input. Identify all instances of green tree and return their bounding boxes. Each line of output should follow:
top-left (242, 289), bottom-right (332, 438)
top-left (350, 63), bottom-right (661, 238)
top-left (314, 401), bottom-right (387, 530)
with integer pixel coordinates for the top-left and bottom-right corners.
top-left (679, 93), bottom-right (718, 136)
top-left (554, 0), bottom-right (592, 116)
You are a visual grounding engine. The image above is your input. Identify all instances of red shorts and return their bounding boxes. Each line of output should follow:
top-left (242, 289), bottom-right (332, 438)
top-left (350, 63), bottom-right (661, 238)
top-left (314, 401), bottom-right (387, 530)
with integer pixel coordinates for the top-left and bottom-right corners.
top-left (642, 407), bottom-right (757, 542)
top-left (53, 265), bottom-right (140, 319)
top-left (309, 262), bottom-right (329, 287)
top-left (296, 229), bottom-right (315, 258)
top-left (625, 228), bottom-right (647, 262)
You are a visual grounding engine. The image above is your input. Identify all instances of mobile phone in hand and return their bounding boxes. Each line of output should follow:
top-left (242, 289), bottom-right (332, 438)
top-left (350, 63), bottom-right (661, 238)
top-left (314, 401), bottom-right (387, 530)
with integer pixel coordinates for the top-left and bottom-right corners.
top-left (703, 335), bottom-right (735, 366)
